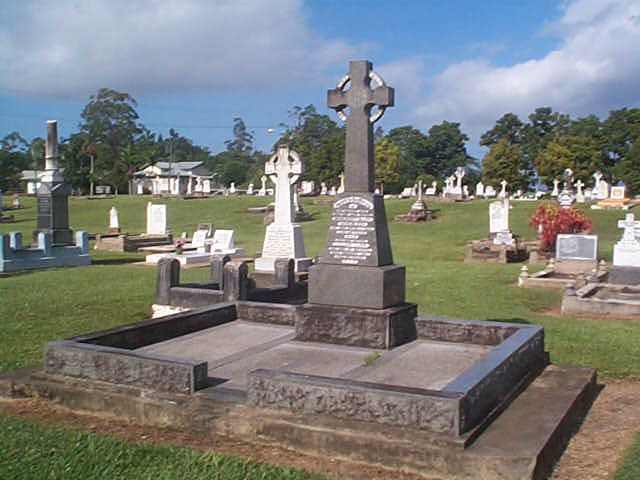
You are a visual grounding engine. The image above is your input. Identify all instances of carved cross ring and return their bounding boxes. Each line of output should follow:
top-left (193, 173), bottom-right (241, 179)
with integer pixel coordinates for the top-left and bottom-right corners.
top-left (334, 70), bottom-right (389, 124)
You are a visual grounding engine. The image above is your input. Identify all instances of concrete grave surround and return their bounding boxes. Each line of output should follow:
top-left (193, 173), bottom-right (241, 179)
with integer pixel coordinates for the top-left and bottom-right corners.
top-left (146, 203), bottom-right (167, 235)
top-left (255, 145), bottom-right (310, 273)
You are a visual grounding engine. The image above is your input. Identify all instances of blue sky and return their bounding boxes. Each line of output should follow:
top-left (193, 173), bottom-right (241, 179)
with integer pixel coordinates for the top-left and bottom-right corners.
top-left (1, 0), bottom-right (639, 159)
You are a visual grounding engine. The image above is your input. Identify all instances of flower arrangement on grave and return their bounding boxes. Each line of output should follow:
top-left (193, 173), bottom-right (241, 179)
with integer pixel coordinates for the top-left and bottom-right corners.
top-left (174, 238), bottom-right (185, 255)
top-left (529, 203), bottom-right (593, 251)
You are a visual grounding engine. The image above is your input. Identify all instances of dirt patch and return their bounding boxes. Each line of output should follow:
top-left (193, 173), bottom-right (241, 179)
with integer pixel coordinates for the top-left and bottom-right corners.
top-left (0, 378), bottom-right (639, 480)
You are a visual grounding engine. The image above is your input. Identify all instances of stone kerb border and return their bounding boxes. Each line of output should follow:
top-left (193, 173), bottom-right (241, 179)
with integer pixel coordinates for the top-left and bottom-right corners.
top-left (44, 304), bottom-right (237, 394)
top-left (248, 317), bottom-right (546, 437)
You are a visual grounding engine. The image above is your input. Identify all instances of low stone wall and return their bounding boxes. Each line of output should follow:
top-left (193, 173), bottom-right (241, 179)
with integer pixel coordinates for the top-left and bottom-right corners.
top-left (415, 316), bottom-right (518, 346)
top-left (71, 304), bottom-right (237, 349)
top-left (561, 283), bottom-right (640, 317)
top-left (94, 233), bottom-right (173, 252)
top-left (247, 369), bottom-right (462, 435)
top-left (236, 301), bottom-right (298, 326)
top-left (44, 340), bottom-right (207, 394)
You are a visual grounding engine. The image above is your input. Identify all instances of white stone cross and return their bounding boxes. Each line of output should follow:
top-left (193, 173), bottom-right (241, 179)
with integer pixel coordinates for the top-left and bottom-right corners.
top-left (574, 179), bottom-right (584, 193)
top-left (265, 145), bottom-right (302, 224)
top-left (499, 179), bottom-right (508, 198)
top-left (455, 167), bottom-right (465, 191)
top-left (618, 214), bottom-right (640, 245)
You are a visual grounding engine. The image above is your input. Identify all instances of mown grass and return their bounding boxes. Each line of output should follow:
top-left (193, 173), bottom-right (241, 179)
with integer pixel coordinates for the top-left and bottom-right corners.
top-left (0, 194), bottom-right (638, 479)
top-left (0, 413), bottom-right (324, 480)
top-left (614, 433), bottom-right (640, 480)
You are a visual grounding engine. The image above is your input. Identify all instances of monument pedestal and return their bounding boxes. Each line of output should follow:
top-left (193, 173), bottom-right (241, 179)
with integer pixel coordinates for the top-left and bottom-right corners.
top-left (255, 223), bottom-right (310, 273)
top-left (309, 263), bottom-right (405, 309)
top-left (35, 181), bottom-right (73, 245)
top-left (296, 302), bottom-right (417, 349)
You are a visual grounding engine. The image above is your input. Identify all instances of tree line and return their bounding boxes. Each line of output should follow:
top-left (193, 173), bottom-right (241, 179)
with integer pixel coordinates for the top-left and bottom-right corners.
top-left (1, 88), bottom-right (639, 195)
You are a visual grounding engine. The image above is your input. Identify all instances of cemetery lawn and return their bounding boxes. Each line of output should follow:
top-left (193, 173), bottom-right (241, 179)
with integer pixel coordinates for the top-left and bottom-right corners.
top-left (1, 195), bottom-right (639, 479)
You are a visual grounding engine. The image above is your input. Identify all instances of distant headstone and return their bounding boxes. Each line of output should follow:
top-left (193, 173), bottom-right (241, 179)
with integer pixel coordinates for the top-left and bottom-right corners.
top-left (475, 182), bottom-right (484, 197)
top-left (108, 207), bottom-right (120, 233)
top-left (596, 178), bottom-right (609, 200)
top-left (203, 180), bottom-right (211, 194)
top-left (574, 180), bottom-right (585, 203)
top-left (258, 175), bottom-right (267, 196)
top-left (613, 214), bottom-right (640, 267)
top-left (400, 186), bottom-right (413, 198)
top-left (337, 172), bottom-right (345, 194)
top-left (12, 193), bottom-right (19, 209)
top-left (255, 145), bottom-right (309, 272)
top-left (320, 182), bottom-right (328, 195)
top-left (146, 202), bottom-right (167, 235)
top-left (247, 183), bottom-right (254, 195)
top-left (301, 180), bottom-right (315, 195)
top-left (489, 199), bottom-right (509, 234)
top-left (229, 182), bottom-right (236, 194)
top-left (191, 229), bottom-right (209, 252)
top-left (453, 167), bottom-right (465, 195)
top-left (485, 185), bottom-right (496, 197)
top-left (551, 179), bottom-right (559, 197)
top-left (329, 186), bottom-right (337, 196)
top-left (211, 229), bottom-right (240, 254)
top-left (556, 234), bottom-right (598, 261)
top-left (610, 185), bottom-right (626, 200)
top-left (425, 181), bottom-right (437, 196)
top-left (137, 183), bottom-right (144, 194)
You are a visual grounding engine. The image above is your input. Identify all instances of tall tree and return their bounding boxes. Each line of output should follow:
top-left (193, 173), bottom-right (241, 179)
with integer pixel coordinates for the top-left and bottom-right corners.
top-left (479, 113), bottom-right (523, 147)
top-left (79, 88), bottom-right (144, 192)
top-left (534, 135), bottom-right (602, 185)
top-left (374, 138), bottom-right (401, 191)
top-left (386, 126), bottom-right (429, 185)
top-left (423, 121), bottom-right (470, 178)
top-left (481, 139), bottom-right (527, 190)
top-left (224, 117), bottom-right (254, 153)
top-left (0, 132), bottom-right (30, 191)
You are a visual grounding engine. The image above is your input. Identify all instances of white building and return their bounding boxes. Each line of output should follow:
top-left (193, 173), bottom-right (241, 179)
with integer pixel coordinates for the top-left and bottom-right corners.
top-left (133, 161), bottom-right (216, 195)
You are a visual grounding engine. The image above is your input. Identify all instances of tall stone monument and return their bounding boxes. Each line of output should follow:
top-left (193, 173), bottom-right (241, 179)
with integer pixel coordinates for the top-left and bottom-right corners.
top-left (35, 120), bottom-right (73, 245)
top-left (301, 60), bottom-right (416, 349)
top-left (255, 145), bottom-right (310, 273)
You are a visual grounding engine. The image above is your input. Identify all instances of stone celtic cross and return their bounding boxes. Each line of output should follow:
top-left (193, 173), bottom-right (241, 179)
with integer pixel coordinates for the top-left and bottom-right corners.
top-left (265, 144), bottom-right (302, 224)
top-left (328, 60), bottom-right (394, 192)
top-left (618, 213), bottom-right (640, 245)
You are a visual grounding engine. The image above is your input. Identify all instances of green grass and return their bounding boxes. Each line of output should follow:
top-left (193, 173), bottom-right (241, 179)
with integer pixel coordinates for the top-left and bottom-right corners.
top-left (0, 194), bottom-right (638, 478)
top-left (614, 433), bottom-right (640, 480)
top-left (0, 413), bottom-right (324, 480)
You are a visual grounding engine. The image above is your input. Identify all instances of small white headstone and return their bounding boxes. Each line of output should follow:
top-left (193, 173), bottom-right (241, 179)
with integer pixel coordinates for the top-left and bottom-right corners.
top-left (499, 180), bottom-right (508, 199)
top-left (229, 182), bottom-right (236, 194)
top-left (551, 179), bottom-right (559, 197)
top-left (320, 182), bottom-right (328, 195)
top-left (597, 179), bottom-right (609, 200)
top-left (212, 229), bottom-right (234, 251)
top-left (489, 199), bottom-right (509, 234)
top-left (109, 207), bottom-right (119, 230)
top-left (475, 182), bottom-right (484, 197)
top-left (329, 186), bottom-right (337, 196)
top-left (485, 185), bottom-right (497, 197)
top-left (203, 180), bottom-right (211, 194)
top-left (12, 194), bottom-right (19, 209)
top-left (136, 183), bottom-right (143, 194)
top-left (610, 186), bottom-right (626, 200)
top-left (247, 183), bottom-right (254, 195)
top-left (146, 202), bottom-right (167, 235)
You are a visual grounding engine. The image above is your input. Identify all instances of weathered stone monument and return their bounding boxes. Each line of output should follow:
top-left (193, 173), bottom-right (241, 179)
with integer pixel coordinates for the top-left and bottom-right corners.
top-left (394, 179), bottom-right (433, 222)
top-left (302, 60), bottom-right (416, 346)
top-left (35, 120), bottom-right (73, 245)
top-left (254, 145), bottom-right (311, 273)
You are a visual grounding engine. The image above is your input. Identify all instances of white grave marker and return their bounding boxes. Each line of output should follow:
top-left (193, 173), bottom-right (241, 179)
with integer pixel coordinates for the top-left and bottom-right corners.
top-left (146, 202), bottom-right (167, 235)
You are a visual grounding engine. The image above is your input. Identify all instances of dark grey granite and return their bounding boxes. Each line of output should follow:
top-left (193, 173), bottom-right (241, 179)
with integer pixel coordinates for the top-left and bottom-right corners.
top-left (319, 193), bottom-right (393, 267)
top-left (72, 304), bottom-right (236, 349)
top-left (295, 302), bottom-right (417, 349)
top-left (607, 266), bottom-right (640, 285)
top-left (556, 234), bottom-right (598, 261)
top-left (415, 316), bottom-right (519, 346)
top-left (210, 254), bottom-right (230, 287)
top-left (156, 258), bottom-right (180, 305)
top-left (308, 262), bottom-right (405, 309)
top-left (327, 60), bottom-right (393, 193)
top-left (247, 369), bottom-right (461, 435)
top-left (223, 261), bottom-right (248, 302)
top-left (236, 301), bottom-right (298, 326)
top-left (44, 340), bottom-right (207, 394)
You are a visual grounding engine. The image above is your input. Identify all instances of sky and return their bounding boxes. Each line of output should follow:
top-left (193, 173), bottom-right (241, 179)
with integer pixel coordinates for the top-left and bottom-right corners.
top-left (1, 0), bottom-right (639, 159)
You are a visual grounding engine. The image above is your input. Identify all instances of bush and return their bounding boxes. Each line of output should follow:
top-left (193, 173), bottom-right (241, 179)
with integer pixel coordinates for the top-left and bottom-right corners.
top-left (529, 203), bottom-right (593, 251)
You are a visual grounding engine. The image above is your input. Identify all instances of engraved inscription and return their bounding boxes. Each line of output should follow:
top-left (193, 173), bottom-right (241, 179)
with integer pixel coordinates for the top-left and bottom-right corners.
top-left (328, 196), bottom-right (375, 265)
top-left (262, 225), bottom-right (293, 257)
top-left (38, 198), bottom-right (51, 214)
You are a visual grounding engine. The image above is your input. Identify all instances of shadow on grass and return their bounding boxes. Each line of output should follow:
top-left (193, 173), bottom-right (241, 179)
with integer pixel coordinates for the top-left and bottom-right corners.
top-left (91, 257), bottom-right (144, 266)
top-left (483, 317), bottom-right (532, 325)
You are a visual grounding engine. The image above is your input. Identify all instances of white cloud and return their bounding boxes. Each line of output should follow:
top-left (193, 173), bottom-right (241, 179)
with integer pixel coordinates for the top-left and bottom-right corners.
top-left (411, 0), bottom-right (640, 152)
top-left (0, 0), bottom-right (356, 96)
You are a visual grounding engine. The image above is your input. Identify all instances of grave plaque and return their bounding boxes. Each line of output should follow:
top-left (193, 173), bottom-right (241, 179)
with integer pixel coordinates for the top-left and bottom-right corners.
top-left (556, 234), bottom-right (598, 261)
top-left (610, 186), bottom-right (626, 200)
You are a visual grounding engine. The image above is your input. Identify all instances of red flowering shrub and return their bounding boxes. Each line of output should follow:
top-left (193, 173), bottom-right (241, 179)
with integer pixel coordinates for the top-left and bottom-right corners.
top-left (529, 203), bottom-right (593, 251)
